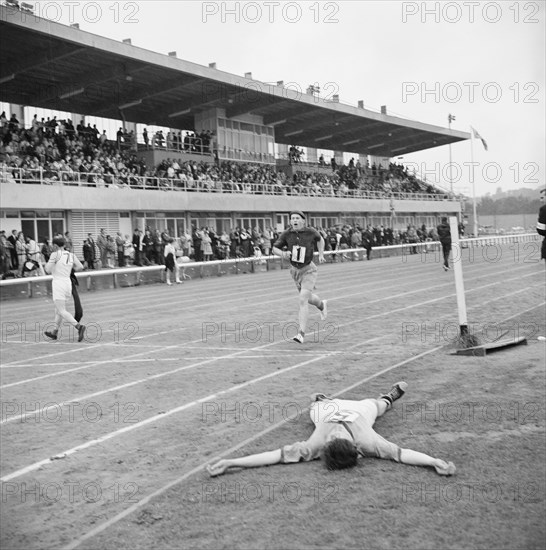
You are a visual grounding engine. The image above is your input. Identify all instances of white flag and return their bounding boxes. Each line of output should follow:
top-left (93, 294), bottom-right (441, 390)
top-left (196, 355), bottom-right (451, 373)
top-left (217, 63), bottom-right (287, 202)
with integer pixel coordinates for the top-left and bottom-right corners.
top-left (471, 126), bottom-right (488, 151)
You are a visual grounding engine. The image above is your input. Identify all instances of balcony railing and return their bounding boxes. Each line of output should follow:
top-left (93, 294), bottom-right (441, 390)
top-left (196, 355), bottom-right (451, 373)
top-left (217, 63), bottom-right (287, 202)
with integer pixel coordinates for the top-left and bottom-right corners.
top-left (0, 166), bottom-right (458, 201)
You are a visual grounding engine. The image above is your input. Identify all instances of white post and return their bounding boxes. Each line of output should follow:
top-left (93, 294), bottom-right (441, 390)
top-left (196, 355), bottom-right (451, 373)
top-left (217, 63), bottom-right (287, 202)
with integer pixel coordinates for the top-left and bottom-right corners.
top-left (470, 129), bottom-right (478, 238)
top-left (450, 216), bottom-right (469, 335)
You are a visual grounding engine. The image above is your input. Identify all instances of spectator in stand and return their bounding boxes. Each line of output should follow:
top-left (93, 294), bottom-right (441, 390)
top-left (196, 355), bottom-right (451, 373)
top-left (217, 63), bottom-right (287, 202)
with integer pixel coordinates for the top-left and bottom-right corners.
top-left (143, 128), bottom-right (149, 149)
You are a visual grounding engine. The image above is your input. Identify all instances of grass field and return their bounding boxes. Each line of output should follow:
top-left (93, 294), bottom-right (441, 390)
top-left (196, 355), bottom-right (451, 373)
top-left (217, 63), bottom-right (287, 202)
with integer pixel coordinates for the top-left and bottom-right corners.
top-left (1, 244), bottom-right (545, 550)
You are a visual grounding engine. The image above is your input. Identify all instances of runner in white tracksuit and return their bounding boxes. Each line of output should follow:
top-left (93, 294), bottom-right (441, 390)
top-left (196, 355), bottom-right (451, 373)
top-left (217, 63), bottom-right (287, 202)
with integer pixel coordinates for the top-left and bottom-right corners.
top-left (44, 236), bottom-right (86, 342)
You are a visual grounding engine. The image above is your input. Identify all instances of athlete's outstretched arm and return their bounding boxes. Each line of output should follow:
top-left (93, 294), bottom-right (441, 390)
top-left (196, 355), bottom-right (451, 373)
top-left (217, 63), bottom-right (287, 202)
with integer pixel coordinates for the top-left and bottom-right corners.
top-left (399, 448), bottom-right (456, 476)
top-left (207, 449), bottom-right (282, 477)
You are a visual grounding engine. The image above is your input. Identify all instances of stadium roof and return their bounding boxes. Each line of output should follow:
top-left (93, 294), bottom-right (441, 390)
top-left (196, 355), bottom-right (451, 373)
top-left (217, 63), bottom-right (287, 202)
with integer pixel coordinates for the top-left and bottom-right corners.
top-left (0, 4), bottom-right (470, 157)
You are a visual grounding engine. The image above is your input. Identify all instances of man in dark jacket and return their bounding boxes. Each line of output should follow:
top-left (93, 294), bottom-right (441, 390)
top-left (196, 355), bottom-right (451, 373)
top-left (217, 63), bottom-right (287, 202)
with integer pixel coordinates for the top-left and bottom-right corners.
top-left (537, 189), bottom-right (546, 261)
top-left (437, 217), bottom-right (452, 271)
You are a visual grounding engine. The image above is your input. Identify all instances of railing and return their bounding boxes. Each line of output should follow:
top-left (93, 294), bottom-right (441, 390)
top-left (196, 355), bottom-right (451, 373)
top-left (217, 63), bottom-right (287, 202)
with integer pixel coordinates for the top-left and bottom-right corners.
top-left (0, 234), bottom-right (540, 298)
top-left (0, 166), bottom-right (457, 201)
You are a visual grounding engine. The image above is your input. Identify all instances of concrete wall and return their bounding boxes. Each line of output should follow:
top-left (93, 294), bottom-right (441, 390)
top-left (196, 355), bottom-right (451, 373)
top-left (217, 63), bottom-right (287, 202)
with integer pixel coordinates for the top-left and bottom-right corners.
top-left (1, 183), bottom-right (461, 216)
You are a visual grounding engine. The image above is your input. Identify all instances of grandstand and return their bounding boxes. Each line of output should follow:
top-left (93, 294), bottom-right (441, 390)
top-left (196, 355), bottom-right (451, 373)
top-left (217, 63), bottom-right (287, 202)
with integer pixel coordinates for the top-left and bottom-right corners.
top-left (0, 3), bottom-right (470, 249)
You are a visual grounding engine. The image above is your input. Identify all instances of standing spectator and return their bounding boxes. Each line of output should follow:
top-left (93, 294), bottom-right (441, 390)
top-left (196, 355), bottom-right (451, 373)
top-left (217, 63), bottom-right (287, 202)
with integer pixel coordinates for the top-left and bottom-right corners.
top-left (537, 189), bottom-right (546, 261)
top-left (97, 228), bottom-right (107, 269)
top-left (164, 238), bottom-right (181, 285)
top-left (85, 233), bottom-right (96, 269)
top-left (407, 225), bottom-right (418, 255)
top-left (123, 234), bottom-right (134, 265)
top-left (16, 231), bottom-right (27, 277)
top-left (326, 229), bottom-right (338, 261)
top-left (26, 236), bottom-right (45, 276)
top-left (152, 229), bottom-right (162, 264)
top-left (201, 228), bottom-right (213, 261)
top-left (0, 231), bottom-right (11, 276)
top-left (350, 226), bottom-right (362, 259)
top-left (192, 226), bottom-right (203, 262)
top-left (437, 217), bottom-right (452, 271)
top-left (362, 226), bottom-right (373, 260)
top-left (261, 226), bottom-right (274, 256)
top-left (229, 227), bottom-right (240, 258)
top-left (240, 227), bottom-right (252, 257)
top-left (179, 229), bottom-right (192, 258)
top-left (7, 229), bottom-right (18, 271)
top-left (115, 232), bottom-right (125, 267)
top-left (143, 128), bottom-right (149, 149)
top-left (132, 228), bottom-right (143, 266)
top-left (143, 229), bottom-right (154, 265)
top-left (83, 239), bottom-right (93, 269)
top-left (105, 235), bottom-right (116, 268)
top-left (64, 231), bottom-right (73, 252)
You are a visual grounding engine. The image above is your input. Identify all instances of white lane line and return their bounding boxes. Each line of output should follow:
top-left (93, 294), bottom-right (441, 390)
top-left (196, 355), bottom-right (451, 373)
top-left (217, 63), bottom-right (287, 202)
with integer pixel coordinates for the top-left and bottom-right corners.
top-left (61, 344), bottom-right (443, 550)
top-left (0, 327), bottom-right (188, 368)
top-left (0, 355), bottom-right (324, 482)
top-left (2, 261), bottom-right (528, 381)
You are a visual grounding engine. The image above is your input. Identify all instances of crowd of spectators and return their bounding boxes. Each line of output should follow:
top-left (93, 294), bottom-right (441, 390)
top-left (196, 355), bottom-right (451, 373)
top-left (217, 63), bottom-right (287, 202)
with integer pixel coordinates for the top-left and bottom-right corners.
top-left (1, 220), bottom-right (446, 279)
top-left (142, 128), bottom-right (214, 154)
top-left (1, 110), bottom-right (448, 198)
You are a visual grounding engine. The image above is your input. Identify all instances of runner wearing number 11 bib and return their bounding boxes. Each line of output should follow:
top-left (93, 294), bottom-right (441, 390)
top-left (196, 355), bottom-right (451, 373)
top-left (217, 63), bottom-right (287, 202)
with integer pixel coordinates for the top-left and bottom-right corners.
top-left (272, 211), bottom-right (328, 344)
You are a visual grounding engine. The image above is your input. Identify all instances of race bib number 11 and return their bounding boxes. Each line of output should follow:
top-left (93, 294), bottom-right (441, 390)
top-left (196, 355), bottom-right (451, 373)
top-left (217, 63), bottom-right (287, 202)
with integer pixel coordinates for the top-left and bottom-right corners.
top-left (291, 245), bottom-right (306, 263)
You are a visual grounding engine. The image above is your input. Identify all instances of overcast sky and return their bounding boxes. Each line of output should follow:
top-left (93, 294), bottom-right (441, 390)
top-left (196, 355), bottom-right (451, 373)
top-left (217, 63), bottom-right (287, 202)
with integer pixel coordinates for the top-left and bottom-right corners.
top-left (16, 0), bottom-right (546, 197)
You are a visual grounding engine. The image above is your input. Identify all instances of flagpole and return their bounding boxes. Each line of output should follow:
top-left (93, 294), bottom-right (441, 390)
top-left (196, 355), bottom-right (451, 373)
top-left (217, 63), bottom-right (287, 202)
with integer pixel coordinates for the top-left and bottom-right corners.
top-left (470, 128), bottom-right (478, 238)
